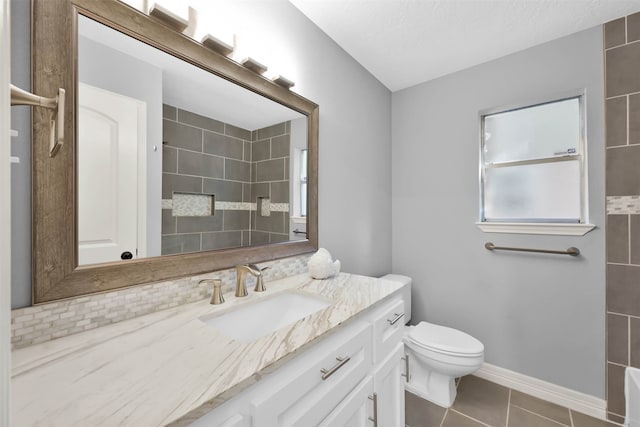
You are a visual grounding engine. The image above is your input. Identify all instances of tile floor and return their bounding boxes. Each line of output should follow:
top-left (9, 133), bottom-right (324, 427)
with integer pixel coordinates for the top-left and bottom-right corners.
top-left (405, 375), bottom-right (619, 427)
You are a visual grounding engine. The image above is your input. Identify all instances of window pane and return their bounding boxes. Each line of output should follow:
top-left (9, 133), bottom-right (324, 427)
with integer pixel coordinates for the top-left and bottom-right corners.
top-left (484, 98), bottom-right (580, 164)
top-left (300, 149), bottom-right (308, 181)
top-left (484, 160), bottom-right (581, 222)
top-left (300, 182), bottom-right (307, 217)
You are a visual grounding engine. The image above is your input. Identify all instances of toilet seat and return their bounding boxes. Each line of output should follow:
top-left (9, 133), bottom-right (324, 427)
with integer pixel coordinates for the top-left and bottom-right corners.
top-left (407, 322), bottom-right (484, 357)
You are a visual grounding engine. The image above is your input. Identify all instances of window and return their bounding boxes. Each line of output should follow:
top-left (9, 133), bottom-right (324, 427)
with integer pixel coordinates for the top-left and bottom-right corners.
top-left (300, 149), bottom-right (308, 217)
top-left (478, 95), bottom-right (594, 235)
top-left (291, 147), bottom-right (308, 220)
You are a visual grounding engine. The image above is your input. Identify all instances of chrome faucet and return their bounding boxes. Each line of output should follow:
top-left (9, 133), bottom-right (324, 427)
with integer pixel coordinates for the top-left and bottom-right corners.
top-left (235, 264), bottom-right (268, 297)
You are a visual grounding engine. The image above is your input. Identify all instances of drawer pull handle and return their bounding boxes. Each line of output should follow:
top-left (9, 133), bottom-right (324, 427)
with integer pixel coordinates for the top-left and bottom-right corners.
top-left (368, 393), bottom-right (378, 427)
top-left (401, 354), bottom-right (410, 382)
top-left (387, 312), bottom-right (405, 325)
top-left (320, 356), bottom-right (351, 380)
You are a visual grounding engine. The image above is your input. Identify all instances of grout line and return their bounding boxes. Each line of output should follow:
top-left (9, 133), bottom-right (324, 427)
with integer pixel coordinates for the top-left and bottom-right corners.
top-left (605, 34), bottom-right (640, 52)
top-left (607, 261), bottom-right (640, 267)
top-left (511, 405), bottom-right (570, 426)
top-left (607, 360), bottom-right (629, 368)
top-left (439, 409), bottom-right (447, 427)
top-left (568, 408), bottom-right (574, 427)
top-left (628, 95), bottom-right (630, 146)
top-left (449, 409), bottom-right (492, 427)
top-left (506, 388), bottom-right (511, 426)
top-left (607, 89), bottom-right (640, 100)
top-left (606, 142), bottom-right (640, 149)
top-left (608, 310), bottom-right (640, 319)
top-left (629, 315), bottom-right (632, 366)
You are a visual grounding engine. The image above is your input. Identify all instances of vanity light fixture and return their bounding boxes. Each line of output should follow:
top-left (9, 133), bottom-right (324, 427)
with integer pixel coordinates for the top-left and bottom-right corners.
top-left (201, 33), bottom-right (234, 56)
top-left (272, 75), bottom-right (295, 90)
top-left (148, 1), bottom-right (189, 32)
top-left (241, 57), bottom-right (268, 75)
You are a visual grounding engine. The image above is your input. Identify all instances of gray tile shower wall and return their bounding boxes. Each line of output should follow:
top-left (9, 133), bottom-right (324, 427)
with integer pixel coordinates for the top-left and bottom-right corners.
top-left (250, 122), bottom-right (290, 244)
top-left (604, 12), bottom-right (640, 422)
top-left (162, 105), bottom-right (291, 253)
top-left (162, 104), bottom-right (253, 253)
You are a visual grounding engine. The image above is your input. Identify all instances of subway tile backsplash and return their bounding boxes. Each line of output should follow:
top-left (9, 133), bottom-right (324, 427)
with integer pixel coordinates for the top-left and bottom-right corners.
top-left (10, 104), bottom-right (305, 349)
top-left (11, 253), bottom-right (312, 349)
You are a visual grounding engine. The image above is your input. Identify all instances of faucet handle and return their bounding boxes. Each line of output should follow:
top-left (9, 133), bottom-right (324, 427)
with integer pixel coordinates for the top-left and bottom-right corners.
top-left (199, 279), bottom-right (224, 305)
top-left (254, 266), bottom-right (270, 292)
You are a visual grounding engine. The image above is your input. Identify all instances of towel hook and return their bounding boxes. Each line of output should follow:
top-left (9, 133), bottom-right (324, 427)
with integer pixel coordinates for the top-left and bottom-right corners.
top-left (10, 84), bottom-right (65, 157)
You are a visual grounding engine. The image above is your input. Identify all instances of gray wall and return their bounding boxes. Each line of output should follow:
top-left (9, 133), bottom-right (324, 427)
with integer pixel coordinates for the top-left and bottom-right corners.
top-left (392, 27), bottom-right (606, 397)
top-left (244, 1), bottom-right (392, 274)
top-left (10, 0), bottom-right (393, 307)
top-left (10, 0), bottom-right (31, 308)
top-left (78, 35), bottom-right (163, 259)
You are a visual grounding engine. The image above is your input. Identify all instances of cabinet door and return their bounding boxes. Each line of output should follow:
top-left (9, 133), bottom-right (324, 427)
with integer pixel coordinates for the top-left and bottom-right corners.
top-left (318, 377), bottom-right (374, 427)
top-left (372, 298), bottom-right (405, 364)
top-left (252, 321), bottom-right (372, 427)
top-left (373, 343), bottom-right (406, 427)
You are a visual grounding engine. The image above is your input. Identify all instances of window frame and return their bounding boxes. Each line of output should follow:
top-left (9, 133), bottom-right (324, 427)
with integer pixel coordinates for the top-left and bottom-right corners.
top-left (300, 148), bottom-right (308, 218)
top-left (476, 92), bottom-right (595, 236)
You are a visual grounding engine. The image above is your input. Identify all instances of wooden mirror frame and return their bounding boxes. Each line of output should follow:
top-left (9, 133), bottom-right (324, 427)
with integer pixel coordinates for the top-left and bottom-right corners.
top-left (31, 0), bottom-right (319, 304)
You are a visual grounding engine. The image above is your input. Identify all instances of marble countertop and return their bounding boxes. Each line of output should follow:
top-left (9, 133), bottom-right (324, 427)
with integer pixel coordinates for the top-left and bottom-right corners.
top-left (12, 272), bottom-right (405, 426)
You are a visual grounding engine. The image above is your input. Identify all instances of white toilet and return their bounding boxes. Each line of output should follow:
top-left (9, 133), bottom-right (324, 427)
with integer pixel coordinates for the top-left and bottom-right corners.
top-left (381, 274), bottom-right (485, 408)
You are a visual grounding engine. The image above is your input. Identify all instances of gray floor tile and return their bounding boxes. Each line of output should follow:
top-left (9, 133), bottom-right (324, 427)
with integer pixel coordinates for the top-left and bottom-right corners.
top-left (571, 411), bottom-right (620, 427)
top-left (508, 405), bottom-right (567, 427)
top-left (452, 376), bottom-right (509, 427)
top-left (442, 410), bottom-right (487, 427)
top-left (510, 390), bottom-right (571, 426)
top-left (405, 391), bottom-right (446, 427)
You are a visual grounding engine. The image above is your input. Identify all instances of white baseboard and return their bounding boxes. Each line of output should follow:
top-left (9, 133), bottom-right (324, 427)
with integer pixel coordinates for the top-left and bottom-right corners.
top-left (474, 363), bottom-right (607, 421)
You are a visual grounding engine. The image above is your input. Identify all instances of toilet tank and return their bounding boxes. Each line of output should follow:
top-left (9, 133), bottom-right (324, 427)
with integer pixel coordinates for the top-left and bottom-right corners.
top-left (380, 274), bottom-right (412, 324)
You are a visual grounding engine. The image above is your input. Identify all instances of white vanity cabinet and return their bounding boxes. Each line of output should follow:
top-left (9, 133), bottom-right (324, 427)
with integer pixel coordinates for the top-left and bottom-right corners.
top-left (319, 344), bottom-right (406, 427)
top-left (251, 321), bottom-right (373, 426)
top-left (318, 376), bottom-right (375, 427)
top-left (190, 294), bottom-right (407, 427)
top-left (372, 343), bottom-right (406, 426)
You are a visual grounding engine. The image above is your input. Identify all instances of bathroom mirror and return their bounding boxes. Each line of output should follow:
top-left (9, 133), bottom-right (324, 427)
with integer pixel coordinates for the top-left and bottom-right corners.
top-left (77, 15), bottom-right (309, 265)
top-left (31, 0), bottom-right (318, 303)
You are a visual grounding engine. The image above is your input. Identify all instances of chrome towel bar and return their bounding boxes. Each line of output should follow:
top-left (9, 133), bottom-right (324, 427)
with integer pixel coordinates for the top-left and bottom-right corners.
top-left (485, 242), bottom-right (580, 256)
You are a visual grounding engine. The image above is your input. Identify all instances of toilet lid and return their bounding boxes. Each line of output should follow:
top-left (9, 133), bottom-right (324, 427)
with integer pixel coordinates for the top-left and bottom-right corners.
top-left (408, 322), bottom-right (484, 356)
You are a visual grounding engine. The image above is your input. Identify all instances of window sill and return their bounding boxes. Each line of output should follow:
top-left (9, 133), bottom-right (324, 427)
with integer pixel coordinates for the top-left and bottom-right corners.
top-left (475, 222), bottom-right (596, 236)
top-left (291, 216), bottom-right (307, 224)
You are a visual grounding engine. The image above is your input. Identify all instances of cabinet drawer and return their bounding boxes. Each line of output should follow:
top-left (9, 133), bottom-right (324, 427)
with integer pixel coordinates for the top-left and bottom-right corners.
top-left (372, 298), bottom-right (405, 364)
top-left (251, 321), bottom-right (372, 427)
top-left (188, 398), bottom-right (251, 427)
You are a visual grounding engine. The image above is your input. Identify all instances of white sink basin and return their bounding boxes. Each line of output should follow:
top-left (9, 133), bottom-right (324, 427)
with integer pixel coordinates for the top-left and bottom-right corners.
top-left (200, 292), bottom-right (331, 343)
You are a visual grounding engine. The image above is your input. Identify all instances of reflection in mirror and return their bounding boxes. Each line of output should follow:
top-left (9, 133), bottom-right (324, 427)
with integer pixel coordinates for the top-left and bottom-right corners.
top-left (77, 15), bottom-right (308, 266)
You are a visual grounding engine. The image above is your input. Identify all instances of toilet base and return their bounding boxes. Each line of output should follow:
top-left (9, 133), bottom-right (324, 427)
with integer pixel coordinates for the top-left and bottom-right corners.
top-left (405, 371), bottom-right (457, 408)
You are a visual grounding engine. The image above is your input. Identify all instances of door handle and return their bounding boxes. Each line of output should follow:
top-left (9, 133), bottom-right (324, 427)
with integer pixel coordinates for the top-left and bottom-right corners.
top-left (121, 251), bottom-right (133, 260)
top-left (387, 312), bottom-right (405, 325)
top-left (320, 356), bottom-right (351, 380)
top-left (368, 392), bottom-right (378, 427)
top-left (401, 354), bottom-right (410, 382)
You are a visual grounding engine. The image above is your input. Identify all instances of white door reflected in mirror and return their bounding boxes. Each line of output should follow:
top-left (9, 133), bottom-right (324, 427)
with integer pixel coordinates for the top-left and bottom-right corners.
top-left (78, 83), bottom-right (147, 265)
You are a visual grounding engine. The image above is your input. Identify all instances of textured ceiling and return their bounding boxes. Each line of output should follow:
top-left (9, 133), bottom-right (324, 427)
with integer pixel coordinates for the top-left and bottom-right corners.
top-left (289, 0), bottom-right (640, 92)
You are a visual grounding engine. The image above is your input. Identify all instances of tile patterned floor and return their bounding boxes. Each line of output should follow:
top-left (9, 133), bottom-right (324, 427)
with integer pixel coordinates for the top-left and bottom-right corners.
top-left (405, 375), bottom-right (619, 427)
